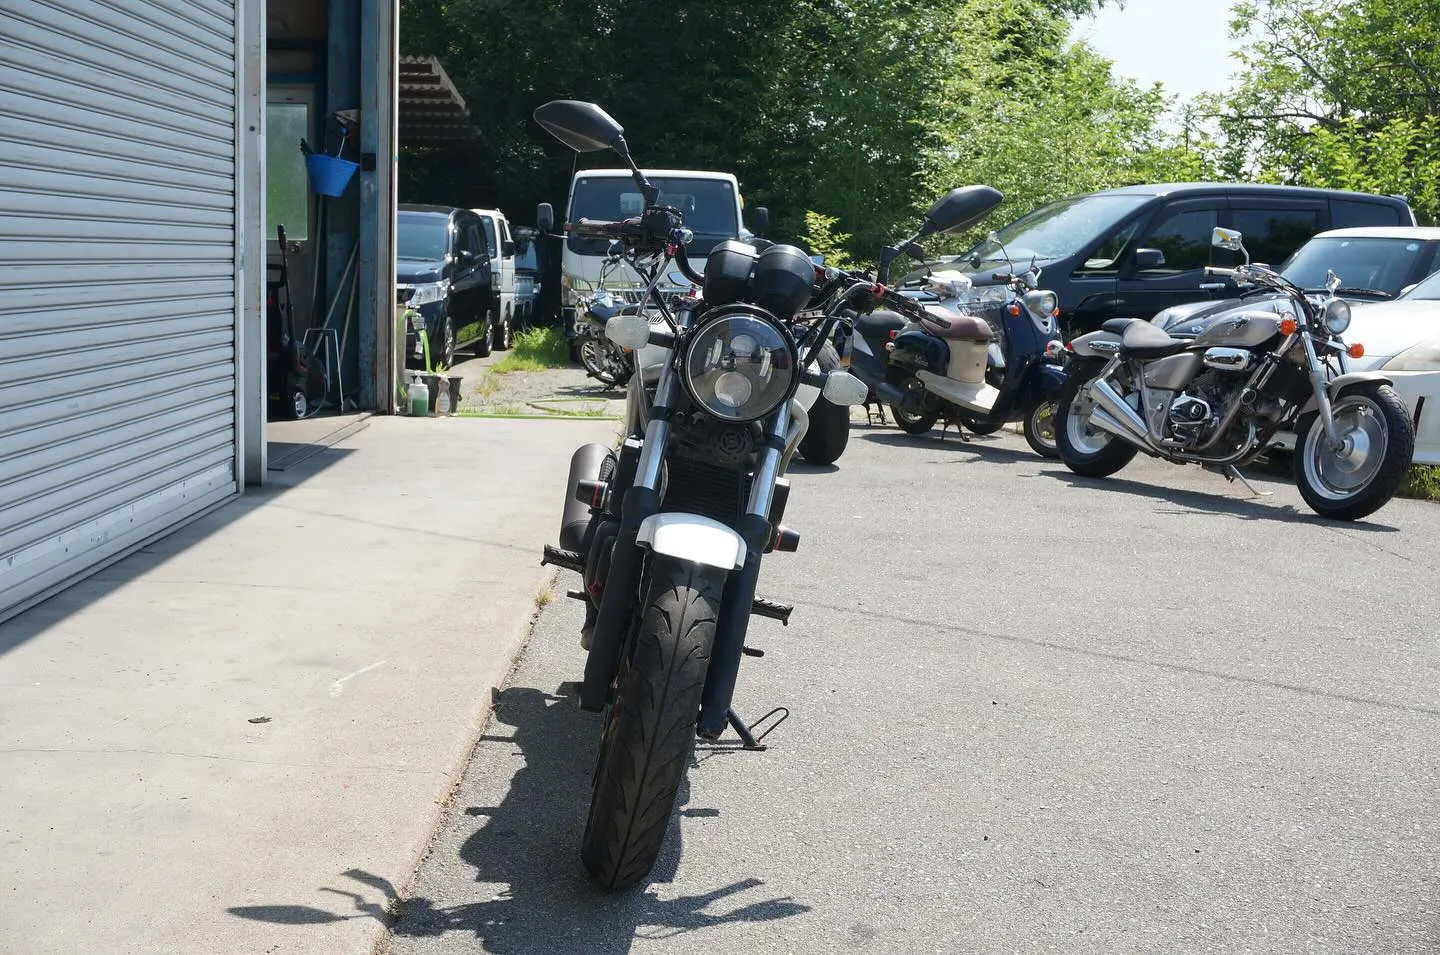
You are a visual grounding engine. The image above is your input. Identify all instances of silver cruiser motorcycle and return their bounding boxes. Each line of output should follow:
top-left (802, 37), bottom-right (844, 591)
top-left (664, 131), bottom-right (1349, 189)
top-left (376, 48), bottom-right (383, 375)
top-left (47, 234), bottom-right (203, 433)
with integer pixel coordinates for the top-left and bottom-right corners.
top-left (533, 100), bottom-right (885, 890)
top-left (1056, 227), bottom-right (1414, 521)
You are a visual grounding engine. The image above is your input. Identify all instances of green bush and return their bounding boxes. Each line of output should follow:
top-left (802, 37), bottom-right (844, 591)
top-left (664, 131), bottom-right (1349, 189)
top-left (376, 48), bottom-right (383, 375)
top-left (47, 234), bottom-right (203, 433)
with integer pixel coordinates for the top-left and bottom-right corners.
top-left (491, 326), bottom-right (570, 374)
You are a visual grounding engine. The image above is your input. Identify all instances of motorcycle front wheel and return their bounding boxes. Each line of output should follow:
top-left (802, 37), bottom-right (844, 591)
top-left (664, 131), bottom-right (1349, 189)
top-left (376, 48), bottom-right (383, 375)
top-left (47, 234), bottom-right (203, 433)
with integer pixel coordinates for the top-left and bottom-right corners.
top-left (581, 554), bottom-right (724, 890)
top-left (1293, 384), bottom-right (1414, 521)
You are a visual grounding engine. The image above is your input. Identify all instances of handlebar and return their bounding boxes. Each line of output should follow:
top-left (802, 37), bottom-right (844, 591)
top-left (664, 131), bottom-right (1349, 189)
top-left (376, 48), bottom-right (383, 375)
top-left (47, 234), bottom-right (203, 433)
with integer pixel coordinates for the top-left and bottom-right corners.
top-left (1203, 266), bottom-right (1239, 278)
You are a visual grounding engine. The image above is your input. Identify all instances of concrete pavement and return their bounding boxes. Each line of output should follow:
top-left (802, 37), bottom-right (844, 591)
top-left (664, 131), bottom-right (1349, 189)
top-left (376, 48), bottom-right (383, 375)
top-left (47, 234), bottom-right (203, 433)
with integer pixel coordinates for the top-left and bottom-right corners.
top-left (0, 412), bottom-right (614, 954)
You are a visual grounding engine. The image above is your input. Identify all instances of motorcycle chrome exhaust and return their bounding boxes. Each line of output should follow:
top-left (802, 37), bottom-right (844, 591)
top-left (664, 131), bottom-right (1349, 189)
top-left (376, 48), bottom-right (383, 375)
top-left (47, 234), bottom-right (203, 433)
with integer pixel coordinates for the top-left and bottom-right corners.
top-left (1087, 378), bottom-right (1156, 450)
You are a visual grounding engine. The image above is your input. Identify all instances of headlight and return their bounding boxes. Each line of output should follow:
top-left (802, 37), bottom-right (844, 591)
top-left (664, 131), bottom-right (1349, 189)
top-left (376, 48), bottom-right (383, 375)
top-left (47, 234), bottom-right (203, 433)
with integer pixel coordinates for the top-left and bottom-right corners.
top-left (1322, 298), bottom-right (1351, 335)
top-left (682, 310), bottom-right (798, 422)
top-left (407, 281), bottom-right (449, 307)
top-left (1383, 337), bottom-right (1440, 372)
top-left (1022, 289), bottom-right (1059, 317)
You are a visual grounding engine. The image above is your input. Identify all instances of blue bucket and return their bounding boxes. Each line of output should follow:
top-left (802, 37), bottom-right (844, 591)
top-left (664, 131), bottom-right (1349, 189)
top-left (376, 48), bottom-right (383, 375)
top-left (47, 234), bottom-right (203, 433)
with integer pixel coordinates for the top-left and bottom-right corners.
top-left (305, 153), bottom-right (359, 197)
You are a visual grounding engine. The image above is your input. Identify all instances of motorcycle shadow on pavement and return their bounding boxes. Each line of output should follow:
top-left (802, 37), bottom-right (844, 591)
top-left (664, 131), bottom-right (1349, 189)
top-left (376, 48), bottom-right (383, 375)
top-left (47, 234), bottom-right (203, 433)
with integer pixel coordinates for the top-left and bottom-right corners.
top-left (860, 428), bottom-right (1040, 464)
top-left (230, 684), bottom-right (809, 954)
top-left (1039, 468), bottom-right (1402, 532)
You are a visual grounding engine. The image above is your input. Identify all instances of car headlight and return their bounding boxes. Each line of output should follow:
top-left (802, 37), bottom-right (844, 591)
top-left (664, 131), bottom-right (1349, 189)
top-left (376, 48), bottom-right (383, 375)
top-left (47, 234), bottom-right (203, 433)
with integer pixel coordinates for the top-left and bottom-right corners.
top-left (682, 310), bottom-right (799, 422)
top-left (1382, 337), bottom-right (1440, 372)
top-left (1322, 298), bottom-right (1351, 335)
top-left (407, 281), bottom-right (449, 307)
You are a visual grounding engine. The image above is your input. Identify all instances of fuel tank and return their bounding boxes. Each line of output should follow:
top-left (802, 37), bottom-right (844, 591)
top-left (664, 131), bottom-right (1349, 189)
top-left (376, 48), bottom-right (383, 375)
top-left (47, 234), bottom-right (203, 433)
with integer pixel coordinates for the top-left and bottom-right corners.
top-left (1192, 310), bottom-right (1284, 349)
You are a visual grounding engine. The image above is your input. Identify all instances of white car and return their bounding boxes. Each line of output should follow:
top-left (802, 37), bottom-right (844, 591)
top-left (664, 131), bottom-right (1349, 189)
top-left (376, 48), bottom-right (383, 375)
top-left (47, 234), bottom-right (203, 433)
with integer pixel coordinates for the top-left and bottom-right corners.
top-left (1343, 268), bottom-right (1440, 464)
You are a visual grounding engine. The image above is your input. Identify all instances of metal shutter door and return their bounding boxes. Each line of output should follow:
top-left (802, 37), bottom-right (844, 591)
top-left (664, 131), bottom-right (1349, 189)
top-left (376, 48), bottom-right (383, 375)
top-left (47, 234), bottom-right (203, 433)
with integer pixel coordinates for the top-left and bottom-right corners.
top-left (0, 0), bottom-right (241, 619)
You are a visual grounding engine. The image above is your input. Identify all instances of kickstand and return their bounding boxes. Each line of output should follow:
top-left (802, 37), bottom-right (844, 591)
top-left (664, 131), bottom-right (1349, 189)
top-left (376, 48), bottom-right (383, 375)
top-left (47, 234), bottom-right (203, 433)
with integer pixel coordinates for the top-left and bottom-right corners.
top-left (1220, 464), bottom-right (1271, 498)
top-left (864, 400), bottom-right (888, 426)
top-left (938, 419), bottom-right (970, 443)
top-left (694, 707), bottom-right (789, 753)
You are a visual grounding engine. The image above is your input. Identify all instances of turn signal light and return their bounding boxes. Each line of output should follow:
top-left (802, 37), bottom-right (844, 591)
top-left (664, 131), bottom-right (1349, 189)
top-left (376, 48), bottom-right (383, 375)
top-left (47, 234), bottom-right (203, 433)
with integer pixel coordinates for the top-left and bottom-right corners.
top-left (1348, 343), bottom-right (1365, 359)
top-left (1279, 318), bottom-right (1298, 336)
top-left (1007, 304), bottom-right (1021, 316)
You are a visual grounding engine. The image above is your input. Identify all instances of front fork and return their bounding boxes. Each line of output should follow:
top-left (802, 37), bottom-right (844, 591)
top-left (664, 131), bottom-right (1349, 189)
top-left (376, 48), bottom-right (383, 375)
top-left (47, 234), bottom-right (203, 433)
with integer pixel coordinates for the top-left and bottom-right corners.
top-left (1299, 331), bottom-right (1345, 449)
top-left (578, 349), bottom-right (787, 724)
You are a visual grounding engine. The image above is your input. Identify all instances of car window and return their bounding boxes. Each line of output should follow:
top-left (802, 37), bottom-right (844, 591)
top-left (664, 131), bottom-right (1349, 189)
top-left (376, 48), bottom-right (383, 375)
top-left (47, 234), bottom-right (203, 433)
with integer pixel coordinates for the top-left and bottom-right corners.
top-left (1330, 198), bottom-right (1403, 229)
top-left (1135, 207), bottom-right (1217, 273)
top-left (1400, 267), bottom-right (1440, 301)
top-left (1229, 208), bottom-right (1321, 267)
top-left (479, 217), bottom-right (497, 258)
top-left (1279, 236), bottom-right (1431, 295)
top-left (397, 213), bottom-right (449, 260)
top-left (1076, 217), bottom-right (1144, 274)
top-left (456, 219), bottom-right (485, 259)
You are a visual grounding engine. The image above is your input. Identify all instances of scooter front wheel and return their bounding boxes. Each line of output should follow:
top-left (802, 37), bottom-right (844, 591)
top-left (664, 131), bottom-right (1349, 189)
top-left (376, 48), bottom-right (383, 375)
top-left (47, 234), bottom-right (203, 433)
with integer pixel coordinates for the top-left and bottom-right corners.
top-left (1023, 399), bottom-right (1060, 459)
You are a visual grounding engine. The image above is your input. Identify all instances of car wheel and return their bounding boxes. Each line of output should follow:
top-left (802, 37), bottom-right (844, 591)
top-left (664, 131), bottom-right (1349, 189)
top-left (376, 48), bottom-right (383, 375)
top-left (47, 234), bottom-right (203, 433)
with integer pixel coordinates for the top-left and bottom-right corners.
top-left (433, 313), bottom-right (456, 370)
top-left (493, 310), bottom-right (512, 351)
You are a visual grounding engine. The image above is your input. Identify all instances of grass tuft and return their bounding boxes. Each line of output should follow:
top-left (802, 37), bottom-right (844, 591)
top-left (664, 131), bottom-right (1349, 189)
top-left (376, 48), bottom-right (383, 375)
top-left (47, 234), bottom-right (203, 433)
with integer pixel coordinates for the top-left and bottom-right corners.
top-left (1399, 464), bottom-right (1440, 502)
top-left (491, 327), bottom-right (571, 374)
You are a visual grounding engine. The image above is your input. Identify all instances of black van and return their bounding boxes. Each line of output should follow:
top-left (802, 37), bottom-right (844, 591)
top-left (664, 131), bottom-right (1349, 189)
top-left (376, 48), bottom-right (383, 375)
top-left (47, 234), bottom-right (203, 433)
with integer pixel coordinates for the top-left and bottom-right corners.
top-left (927, 184), bottom-right (1416, 335)
top-left (397, 204), bottom-right (494, 370)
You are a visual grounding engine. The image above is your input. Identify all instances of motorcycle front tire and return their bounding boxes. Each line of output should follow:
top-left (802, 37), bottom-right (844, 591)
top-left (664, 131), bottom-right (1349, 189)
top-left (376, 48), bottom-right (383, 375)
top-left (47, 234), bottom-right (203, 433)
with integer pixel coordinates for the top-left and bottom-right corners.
top-left (581, 554), bottom-right (724, 890)
top-left (1292, 384), bottom-right (1414, 521)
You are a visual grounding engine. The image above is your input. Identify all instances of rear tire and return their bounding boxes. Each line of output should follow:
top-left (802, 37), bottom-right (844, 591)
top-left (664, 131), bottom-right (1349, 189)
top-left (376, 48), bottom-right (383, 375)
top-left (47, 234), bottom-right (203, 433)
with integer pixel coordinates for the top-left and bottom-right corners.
top-left (1293, 385), bottom-right (1414, 521)
top-left (890, 375), bottom-right (937, 435)
top-left (798, 396), bottom-right (850, 465)
top-left (1054, 364), bottom-right (1137, 477)
top-left (581, 555), bottom-right (723, 890)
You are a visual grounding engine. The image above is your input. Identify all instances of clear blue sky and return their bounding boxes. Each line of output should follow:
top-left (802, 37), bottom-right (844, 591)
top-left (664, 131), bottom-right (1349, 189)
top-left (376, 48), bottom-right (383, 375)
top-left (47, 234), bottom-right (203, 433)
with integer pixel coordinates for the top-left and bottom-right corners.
top-left (1073, 0), bottom-right (1247, 103)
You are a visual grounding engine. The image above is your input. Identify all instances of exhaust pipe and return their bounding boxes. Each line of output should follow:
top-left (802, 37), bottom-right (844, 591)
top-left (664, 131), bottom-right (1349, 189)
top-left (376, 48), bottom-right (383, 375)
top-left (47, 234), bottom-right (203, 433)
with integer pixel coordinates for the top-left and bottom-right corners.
top-left (874, 380), bottom-right (914, 411)
top-left (558, 443), bottom-right (612, 551)
top-left (1079, 378), bottom-right (1157, 453)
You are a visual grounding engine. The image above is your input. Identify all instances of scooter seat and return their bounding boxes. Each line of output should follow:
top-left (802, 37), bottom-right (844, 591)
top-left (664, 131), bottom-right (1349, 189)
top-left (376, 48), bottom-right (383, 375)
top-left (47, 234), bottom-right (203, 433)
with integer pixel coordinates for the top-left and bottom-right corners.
top-left (1120, 320), bottom-right (1187, 358)
top-left (857, 310), bottom-right (908, 339)
top-left (921, 305), bottom-right (993, 341)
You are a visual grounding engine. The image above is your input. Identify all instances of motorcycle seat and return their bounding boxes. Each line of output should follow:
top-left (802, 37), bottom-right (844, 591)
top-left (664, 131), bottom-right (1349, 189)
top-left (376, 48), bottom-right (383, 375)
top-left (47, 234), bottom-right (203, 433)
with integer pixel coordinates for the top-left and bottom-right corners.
top-left (921, 305), bottom-right (993, 341)
top-left (1102, 318), bottom-right (1141, 335)
top-left (856, 310), bottom-right (908, 339)
top-left (1120, 321), bottom-right (1187, 359)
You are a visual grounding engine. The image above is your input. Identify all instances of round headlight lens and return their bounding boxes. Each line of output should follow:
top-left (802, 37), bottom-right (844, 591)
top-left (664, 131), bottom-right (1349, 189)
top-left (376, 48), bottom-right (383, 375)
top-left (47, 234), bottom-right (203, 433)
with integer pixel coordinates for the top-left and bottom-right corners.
top-left (682, 312), bottom-right (798, 422)
top-left (1323, 298), bottom-right (1351, 335)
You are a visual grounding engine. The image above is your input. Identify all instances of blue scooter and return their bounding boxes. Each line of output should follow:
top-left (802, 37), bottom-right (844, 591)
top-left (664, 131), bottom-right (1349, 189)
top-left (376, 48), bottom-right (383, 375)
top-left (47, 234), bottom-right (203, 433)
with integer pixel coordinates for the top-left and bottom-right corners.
top-left (852, 260), bottom-right (1068, 456)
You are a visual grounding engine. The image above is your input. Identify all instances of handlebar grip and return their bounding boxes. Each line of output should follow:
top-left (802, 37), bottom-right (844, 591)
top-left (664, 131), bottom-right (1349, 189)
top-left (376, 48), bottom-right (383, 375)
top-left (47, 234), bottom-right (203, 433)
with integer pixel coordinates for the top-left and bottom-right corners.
top-left (571, 218), bottom-right (627, 238)
top-left (1204, 266), bottom-right (1238, 278)
top-left (992, 272), bottom-right (1013, 283)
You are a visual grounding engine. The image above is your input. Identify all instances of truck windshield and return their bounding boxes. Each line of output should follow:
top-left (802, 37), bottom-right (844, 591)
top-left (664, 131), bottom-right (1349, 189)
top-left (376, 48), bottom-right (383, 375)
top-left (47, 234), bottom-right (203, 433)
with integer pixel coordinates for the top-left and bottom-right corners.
top-left (962, 193), bottom-right (1152, 267)
top-left (568, 175), bottom-right (740, 256)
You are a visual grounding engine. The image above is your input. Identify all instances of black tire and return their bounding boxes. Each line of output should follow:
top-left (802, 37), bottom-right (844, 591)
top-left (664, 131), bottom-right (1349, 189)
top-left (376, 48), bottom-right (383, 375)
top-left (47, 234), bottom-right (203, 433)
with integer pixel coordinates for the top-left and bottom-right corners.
top-left (960, 417), bottom-right (1004, 436)
top-left (434, 314), bottom-right (457, 369)
top-left (1023, 398), bottom-right (1060, 459)
top-left (1054, 363), bottom-right (1137, 477)
top-left (1292, 384), bottom-right (1414, 521)
top-left (890, 375), bottom-right (937, 435)
top-left (582, 555), bottom-right (723, 890)
top-left (473, 314), bottom-right (492, 358)
top-left (492, 307), bottom-right (512, 351)
top-left (798, 396), bottom-right (850, 465)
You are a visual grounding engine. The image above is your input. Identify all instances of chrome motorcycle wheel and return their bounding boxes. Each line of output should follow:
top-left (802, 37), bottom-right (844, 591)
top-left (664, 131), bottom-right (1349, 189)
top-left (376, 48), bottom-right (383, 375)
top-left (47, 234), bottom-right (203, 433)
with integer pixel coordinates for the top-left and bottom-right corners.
top-left (578, 331), bottom-right (630, 387)
top-left (1295, 385), bottom-right (1413, 521)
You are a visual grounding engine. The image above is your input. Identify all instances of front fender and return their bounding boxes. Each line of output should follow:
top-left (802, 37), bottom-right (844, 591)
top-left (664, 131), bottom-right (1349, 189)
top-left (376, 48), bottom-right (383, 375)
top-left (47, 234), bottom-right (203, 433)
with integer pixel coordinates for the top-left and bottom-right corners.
top-left (1069, 330), bottom-right (1122, 359)
top-left (637, 513), bottom-right (746, 571)
top-left (1020, 360), bottom-right (1068, 406)
top-left (1300, 371), bottom-right (1396, 415)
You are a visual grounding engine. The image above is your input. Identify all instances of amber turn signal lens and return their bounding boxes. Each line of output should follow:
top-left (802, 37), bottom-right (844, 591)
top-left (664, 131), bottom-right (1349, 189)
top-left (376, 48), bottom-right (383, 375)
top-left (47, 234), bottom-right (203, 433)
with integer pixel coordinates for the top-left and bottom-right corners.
top-left (1348, 343), bottom-right (1365, 359)
top-left (1007, 304), bottom-right (1021, 316)
top-left (1279, 318), bottom-right (1298, 336)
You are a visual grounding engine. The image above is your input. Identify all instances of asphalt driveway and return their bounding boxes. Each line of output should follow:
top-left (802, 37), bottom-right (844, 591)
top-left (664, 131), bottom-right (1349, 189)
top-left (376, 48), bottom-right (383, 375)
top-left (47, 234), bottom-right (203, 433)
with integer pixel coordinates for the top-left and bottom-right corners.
top-left (378, 424), bottom-right (1440, 955)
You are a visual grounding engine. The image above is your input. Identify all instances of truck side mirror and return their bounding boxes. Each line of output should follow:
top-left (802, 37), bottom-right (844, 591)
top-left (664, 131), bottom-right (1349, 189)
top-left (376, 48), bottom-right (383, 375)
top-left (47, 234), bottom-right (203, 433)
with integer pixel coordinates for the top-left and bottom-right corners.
top-left (1133, 248), bottom-right (1166, 271)
top-left (537, 202), bottom-right (555, 233)
top-left (752, 206), bottom-right (770, 238)
top-left (503, 239), bottom-right (516, 258)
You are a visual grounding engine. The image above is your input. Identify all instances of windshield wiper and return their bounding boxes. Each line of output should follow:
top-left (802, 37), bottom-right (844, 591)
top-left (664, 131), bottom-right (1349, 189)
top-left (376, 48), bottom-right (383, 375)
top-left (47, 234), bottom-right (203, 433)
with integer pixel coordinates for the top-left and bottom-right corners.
top-left (1305, 286), bottom-right (1393, 299)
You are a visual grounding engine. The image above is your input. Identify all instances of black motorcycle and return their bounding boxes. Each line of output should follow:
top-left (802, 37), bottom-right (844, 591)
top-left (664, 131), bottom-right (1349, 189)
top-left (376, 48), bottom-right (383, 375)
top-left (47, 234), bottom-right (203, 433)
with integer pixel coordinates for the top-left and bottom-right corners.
top-left (535, 101), bottom-right (988, 889)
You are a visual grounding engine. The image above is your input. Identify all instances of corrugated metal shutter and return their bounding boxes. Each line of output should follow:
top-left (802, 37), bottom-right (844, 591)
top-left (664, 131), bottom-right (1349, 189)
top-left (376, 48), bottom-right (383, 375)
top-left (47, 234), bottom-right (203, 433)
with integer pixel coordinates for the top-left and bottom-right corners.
top-left (0, 0), bottom-right (241, 618)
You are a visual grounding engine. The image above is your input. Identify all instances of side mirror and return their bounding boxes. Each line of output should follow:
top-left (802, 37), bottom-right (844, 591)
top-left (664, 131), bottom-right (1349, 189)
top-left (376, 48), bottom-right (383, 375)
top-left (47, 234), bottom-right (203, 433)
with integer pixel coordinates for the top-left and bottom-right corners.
top-left (752, 206), bottom-right (771, 238)
top-left (533, 100), bottom-right (625, 153)
top-left (917, 185), bottom-right (1005, 238)
top-left (902, 241), bottom-right (926, 261)
top-left (605, 313), bottom-right (651, 350)
top-left (503, 240), bottom-right (516, 258)
top-left (536, 202), bottom-right (555, 233)
top-left (456, 249), bottom-right (476, 266)
top-left (821, 369), bottom-right (870, 407)
top-left (1211, 227), bottom-right (1245, 251)
top-left (1133, 248), bottom-right (1166, 270)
